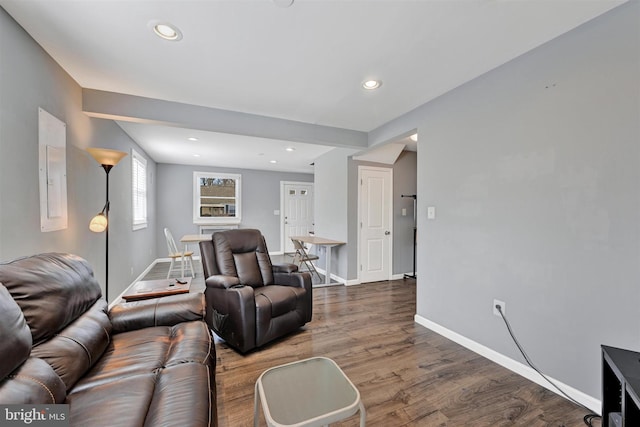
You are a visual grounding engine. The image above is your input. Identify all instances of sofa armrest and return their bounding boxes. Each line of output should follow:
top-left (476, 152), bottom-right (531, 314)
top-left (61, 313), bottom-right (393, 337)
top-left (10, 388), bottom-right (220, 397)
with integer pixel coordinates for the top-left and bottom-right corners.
top-left (205, 275), bottom-right (240, 289)
top-left (109, 292), bottom-right (206, 334)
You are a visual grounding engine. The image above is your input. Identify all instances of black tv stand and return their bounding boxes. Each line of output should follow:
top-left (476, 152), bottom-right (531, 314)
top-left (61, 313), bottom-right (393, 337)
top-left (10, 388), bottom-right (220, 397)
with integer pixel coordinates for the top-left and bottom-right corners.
top-left (602, 345), bottom-right (640, 426)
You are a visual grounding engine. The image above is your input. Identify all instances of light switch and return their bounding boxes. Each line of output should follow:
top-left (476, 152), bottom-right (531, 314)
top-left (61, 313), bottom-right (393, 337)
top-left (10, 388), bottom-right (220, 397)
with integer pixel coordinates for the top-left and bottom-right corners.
top-left (427, 206), bottom-right (436, 219)
top-left (402, 208), bottom-right (407, 216)
top-left (273, 210), bottom-right (280, 215)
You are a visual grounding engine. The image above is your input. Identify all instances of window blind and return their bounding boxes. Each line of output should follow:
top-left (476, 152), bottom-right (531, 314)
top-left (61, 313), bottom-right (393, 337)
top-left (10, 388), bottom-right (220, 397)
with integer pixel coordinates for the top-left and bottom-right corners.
top-left (132, 149), bottom-right (147, 230)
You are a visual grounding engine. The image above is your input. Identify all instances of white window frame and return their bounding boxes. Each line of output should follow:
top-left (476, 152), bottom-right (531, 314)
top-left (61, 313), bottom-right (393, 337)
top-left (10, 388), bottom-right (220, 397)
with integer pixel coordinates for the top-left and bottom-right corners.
top-left (193, 171), bottom-right (241, 225)
top-left (131, 148), bottom-right (147, 230)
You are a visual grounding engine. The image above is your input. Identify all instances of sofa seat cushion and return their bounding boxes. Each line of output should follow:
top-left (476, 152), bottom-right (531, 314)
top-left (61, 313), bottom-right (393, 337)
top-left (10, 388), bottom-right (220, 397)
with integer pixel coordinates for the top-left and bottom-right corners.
top-left (255, 285), bottom-right (306, 318)
top-left (67, 363), bottom-right (212, 427)
top-left (70, 321), bottom-right (213, 392)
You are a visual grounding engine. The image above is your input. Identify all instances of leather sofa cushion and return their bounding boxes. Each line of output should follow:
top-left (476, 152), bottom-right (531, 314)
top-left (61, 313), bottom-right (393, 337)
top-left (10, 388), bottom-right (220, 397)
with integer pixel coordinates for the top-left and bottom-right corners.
top-left (67, 321), bottom-right (213, 427)
top-left (0, 283), bottom-right (31, 380)
top-left (255, 285), bottom-right (305, 318)
top-left (109, 292), bottom-right (205, 334)
top-left (68, 363), bottom-right (212, 427)
top-left (0, 253), bottom-right (102, 345)
top-left (71, 321), bottom-right (213, 392)
top-left (0, 357), bottom-right (66, 404)
top-left (31, 300), bottom-right (111, 391)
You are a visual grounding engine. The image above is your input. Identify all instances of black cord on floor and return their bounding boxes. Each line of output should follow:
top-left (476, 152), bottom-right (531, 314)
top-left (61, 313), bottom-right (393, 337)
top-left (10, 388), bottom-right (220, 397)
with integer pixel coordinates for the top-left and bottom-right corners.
top-left (583, 413), bottom-right (600, 427)
top-left (495, 305), bottom-right (601, 427)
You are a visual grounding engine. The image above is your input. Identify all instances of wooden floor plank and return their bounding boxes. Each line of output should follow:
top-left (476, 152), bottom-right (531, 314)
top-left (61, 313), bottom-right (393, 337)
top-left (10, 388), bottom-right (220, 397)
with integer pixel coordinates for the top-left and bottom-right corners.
top-left (144, 262), bottom-right (598, 426)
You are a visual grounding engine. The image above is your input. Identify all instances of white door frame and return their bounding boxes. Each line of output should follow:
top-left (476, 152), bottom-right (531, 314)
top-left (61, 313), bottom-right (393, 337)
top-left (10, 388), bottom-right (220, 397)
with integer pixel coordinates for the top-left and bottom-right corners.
top-left (280, 181), bottom-right (314, 254)
top-left (357, 166), bottom-right (393, 283)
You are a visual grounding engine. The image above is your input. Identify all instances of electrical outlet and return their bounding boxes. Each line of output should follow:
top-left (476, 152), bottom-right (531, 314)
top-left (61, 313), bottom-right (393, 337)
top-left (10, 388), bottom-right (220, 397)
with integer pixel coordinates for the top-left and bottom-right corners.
top-left (493, 299), bottom-right (505, 317)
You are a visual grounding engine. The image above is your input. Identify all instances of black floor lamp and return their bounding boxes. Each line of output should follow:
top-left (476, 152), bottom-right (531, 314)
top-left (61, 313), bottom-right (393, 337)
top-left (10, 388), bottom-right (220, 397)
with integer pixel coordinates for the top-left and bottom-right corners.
top-left (401, 194), bottom-right (417, 280)
top-left (87, 147), bottom-right (127, 302)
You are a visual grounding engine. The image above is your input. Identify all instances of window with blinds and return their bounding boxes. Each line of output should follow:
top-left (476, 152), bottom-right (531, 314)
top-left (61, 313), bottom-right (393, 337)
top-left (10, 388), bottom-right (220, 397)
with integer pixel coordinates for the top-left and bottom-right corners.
top-left (132, 149), bottom-right (147, 230)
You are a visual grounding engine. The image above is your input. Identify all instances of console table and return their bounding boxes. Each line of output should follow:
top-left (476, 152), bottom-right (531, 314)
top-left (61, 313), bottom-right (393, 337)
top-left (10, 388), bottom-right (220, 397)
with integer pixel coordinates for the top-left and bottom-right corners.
top-left (602, 345), bottom-right (640, 426)
top-left (122, 277), bottom-right (192, 301)
top-left (290, 235), bottom-right (345, 285)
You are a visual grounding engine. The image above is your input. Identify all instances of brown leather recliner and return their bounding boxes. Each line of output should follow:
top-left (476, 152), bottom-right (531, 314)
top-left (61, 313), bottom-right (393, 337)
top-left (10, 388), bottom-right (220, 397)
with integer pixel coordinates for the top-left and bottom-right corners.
top-left (200, 229), bottom-right (312, 353)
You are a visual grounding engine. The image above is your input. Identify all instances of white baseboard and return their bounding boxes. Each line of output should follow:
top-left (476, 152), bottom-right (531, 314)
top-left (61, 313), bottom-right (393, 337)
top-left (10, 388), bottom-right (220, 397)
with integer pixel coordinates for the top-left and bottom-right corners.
top-left (414, 314), bottom-right (601, 414)
top-left (156, 256), bottom-right (201, 262)
top-left (391, 271), bottom-right (418, 280)
top-left (313, 265), bottom-right (348, 285)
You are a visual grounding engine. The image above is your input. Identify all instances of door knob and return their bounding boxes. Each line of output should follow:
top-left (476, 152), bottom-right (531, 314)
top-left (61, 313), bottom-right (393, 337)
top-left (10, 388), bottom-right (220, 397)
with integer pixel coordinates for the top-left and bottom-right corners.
top-left (385, 231), bottom-right (391, 235)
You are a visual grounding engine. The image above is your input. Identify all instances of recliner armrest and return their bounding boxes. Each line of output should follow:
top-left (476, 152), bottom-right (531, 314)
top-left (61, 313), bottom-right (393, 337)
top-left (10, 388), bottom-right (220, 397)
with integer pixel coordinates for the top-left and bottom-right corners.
top-left (274, 270), bottom-right (311, 289)
top-left (206, 275), bottom-right (241, 289)
top-left (273, 263), bottom-right (299, 273)
top-left (109, 292), bottom-right (206, 334)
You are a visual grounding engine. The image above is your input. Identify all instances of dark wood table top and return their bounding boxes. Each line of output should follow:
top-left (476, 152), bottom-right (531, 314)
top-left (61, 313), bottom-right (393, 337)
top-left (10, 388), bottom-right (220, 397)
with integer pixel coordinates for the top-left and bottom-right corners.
top-left (122, 277), bottom-right (192, 301)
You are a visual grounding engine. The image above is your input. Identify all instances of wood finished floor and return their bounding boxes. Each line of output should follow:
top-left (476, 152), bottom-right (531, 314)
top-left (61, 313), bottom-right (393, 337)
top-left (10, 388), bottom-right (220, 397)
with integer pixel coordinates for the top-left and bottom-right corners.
top-left (146, 262), bottom-right (597, 426)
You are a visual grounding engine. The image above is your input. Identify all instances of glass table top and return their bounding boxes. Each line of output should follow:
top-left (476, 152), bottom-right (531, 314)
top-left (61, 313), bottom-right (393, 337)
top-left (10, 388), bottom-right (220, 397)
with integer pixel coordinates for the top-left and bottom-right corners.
top-left (257, 357), bottom-right (360, 426)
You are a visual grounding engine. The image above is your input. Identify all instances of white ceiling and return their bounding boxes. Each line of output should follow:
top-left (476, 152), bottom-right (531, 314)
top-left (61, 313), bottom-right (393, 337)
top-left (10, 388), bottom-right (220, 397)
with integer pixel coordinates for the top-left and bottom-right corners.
top-left (0, 0), bottom-right (626, 172)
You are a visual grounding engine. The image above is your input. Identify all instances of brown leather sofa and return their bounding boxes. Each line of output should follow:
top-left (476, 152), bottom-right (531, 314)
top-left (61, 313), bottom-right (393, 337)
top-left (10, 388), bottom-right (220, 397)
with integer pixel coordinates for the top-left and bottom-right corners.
top-left (200, 229), bottom-right (312, 353)
top-left (0, 253), bottom-right (216, 427)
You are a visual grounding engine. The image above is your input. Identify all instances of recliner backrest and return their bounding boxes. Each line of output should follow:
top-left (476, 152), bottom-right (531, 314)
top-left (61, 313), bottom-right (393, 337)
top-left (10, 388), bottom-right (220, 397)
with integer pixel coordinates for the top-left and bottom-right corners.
top-left (212, 229), bottom-right (274, 287)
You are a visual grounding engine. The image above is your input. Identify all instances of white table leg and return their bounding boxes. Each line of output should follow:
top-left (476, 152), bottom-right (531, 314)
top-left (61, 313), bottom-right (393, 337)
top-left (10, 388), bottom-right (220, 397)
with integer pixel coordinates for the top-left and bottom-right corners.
top-left (324, 245), bottom-right (332, 285)
top-left (181, 243), bottom-right (190, 278)
top-left (359, 401), bottom-right (366, 426)
top-left (254, 381), bottom-right (260, 427)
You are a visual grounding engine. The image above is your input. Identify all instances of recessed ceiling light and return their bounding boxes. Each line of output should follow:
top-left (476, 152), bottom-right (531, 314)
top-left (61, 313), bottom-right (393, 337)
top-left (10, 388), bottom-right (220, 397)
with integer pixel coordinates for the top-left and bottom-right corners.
top-left (362, 80), bottom-right (382, 90)
top-left (410, 134), bottom-right (418, 142)
top-left (269, 160), bottom-right (277, 164)
top-left (193, 154), bottom-right (200, 157)
top-left (187, 137), bottom-right (198, 141)
top-left (152, 22), bottom-right (182, 41)
top-left (285, 147), bottom-right (295, 152)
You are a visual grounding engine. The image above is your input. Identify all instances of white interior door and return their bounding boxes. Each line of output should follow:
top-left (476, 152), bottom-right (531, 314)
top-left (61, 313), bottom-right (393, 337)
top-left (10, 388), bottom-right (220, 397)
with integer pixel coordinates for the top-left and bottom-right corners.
top-left (359, 166), bottom-right (392, 283)
top-left (282, 182), bottom-right (314, 253)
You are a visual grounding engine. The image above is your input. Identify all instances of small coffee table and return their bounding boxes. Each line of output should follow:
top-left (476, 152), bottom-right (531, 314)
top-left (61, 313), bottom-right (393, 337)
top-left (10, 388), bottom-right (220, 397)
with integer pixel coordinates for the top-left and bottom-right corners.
top-left (121, 277), bottom-right (191, 301)
top-left (254, 357), bottom-right (365, 427)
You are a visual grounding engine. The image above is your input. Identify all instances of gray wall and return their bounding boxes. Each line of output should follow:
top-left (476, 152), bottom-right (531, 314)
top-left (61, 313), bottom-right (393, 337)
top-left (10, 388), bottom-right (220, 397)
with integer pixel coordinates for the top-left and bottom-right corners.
top-left (156, 163), bottom-right (312, 256)
top-left (370, 1), bottom-right (639, 400)
top-left (314, 148), bottom-right (359, 280)
top-left (0, 8), bottom-right (157, 300)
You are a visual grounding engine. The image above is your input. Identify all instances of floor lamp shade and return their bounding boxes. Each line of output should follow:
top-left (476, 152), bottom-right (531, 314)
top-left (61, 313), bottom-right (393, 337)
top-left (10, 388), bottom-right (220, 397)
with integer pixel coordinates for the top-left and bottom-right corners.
top-left (87, 147), bottom-right (128, 167)
top-left (87, 147), bottom-right (127, 302)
